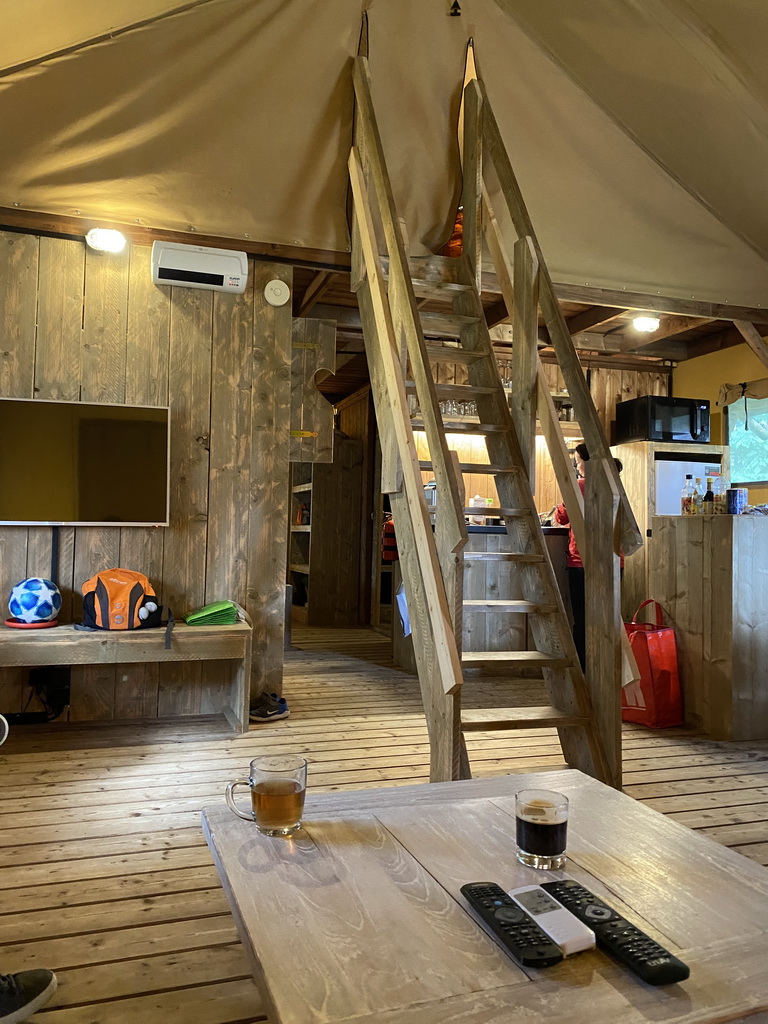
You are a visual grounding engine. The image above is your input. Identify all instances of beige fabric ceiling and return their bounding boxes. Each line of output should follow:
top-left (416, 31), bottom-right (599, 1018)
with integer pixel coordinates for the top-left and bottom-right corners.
top-left (1, 0), bottom-right (768, 307)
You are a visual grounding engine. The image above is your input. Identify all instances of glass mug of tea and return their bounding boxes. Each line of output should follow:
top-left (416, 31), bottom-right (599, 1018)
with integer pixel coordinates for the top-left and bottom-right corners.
top-left (226, 755), bottom-right (308, 836)
top-left (515, 788), bottom-right (568, 870)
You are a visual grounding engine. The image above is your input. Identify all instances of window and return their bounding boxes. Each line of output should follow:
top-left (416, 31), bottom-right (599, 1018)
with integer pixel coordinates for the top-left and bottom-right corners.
top-left (725, 398), bottom-right (768, 484)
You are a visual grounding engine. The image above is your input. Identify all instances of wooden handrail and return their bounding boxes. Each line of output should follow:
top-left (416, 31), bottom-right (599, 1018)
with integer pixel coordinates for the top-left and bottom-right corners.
top-left (472, 77), bottom-right (642, 557)
top-left (352, 57), bottom-right (467, 574)
top-left (349, 146), bottom-right (464, 702)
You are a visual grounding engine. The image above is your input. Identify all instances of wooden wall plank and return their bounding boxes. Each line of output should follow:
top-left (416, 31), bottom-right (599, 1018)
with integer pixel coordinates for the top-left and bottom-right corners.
top-left (289, 318), bottom-right (335, 464)
top-left (116, 245), bottom-right (171, 719)
top-left (157, 287), bottom-right (213, 717)
top-left (0, 231), bottom-right (39, 711)
top-left (248, 263), bottom-right (293, 700)
top-left (69, 246), bottom-right (131, 721)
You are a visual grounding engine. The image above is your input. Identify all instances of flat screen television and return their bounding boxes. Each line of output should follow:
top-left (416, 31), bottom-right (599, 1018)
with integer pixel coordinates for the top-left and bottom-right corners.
top-left (0, 398), bottom-right (170, 526)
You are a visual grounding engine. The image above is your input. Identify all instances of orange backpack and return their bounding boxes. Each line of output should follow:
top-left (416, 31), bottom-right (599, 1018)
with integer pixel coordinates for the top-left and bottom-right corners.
top-left (81, 569), bottom-right (162, 631)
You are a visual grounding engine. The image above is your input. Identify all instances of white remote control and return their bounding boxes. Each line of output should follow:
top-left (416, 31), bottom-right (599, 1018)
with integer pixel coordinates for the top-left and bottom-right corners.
top-left (508, 884), bottom-right (596, 956)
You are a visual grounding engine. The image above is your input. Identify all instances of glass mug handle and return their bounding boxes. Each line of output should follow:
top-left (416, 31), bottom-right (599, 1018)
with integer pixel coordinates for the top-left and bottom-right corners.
top-left (225, 778), bottom-right (253, 820)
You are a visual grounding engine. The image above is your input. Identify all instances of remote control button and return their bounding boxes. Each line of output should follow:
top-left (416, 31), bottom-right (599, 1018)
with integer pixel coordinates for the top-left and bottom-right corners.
top-left (584, 904), bottom-right (615, 922)
top-left (494, 906), bottom-right (525, 925)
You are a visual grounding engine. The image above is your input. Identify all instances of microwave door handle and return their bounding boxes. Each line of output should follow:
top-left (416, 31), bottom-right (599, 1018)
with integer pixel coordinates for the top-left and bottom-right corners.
top-left (691, 404), bottom-right (701, 440)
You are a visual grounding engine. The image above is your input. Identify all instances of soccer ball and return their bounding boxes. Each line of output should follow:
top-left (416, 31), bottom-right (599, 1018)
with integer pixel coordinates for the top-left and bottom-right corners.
top-left (8, 578), bottom-right (62, 624)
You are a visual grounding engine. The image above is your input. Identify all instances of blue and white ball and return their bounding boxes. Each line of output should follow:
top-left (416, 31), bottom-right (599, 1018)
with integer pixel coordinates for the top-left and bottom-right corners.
top-left (8, 578), bottom-right (62, 624)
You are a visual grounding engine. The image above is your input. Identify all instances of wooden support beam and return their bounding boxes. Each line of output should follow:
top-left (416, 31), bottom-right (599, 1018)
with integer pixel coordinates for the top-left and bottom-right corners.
top-left (734, 321), bottom-right (768, 369)
top-left (570, 331), bottom-right (687, 361)
top-left (584, 459), bottom-right (622, 790)
top-left (565, 306), bottom-right (628, 335)
top-left (297, 271), bottom-right (336, 318)
top-left (479, 268), bottom-right (768, 322)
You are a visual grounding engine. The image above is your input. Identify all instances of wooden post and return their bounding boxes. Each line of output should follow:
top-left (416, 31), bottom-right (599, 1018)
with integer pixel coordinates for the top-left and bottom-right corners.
top-left (512, 237), bottom-right (539, 484)
top-left (460, 78), bottom-right (483, 295)
top-left (584, 458), bottom-right (622, 789)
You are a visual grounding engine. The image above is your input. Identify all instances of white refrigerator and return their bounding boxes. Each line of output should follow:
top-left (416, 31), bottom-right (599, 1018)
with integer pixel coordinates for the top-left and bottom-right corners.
top-left (654, 455), bottom-right (725, 515)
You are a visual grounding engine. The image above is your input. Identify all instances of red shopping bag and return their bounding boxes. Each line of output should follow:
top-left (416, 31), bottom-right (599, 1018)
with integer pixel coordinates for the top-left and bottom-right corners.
top-left (622, 600), bottom-right (684, 728)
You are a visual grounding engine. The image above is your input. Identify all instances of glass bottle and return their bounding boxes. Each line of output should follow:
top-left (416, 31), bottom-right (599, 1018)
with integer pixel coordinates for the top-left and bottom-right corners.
top-left (680, 474), bottom-right (695, 516)
top-left (694, 477), bottom-right (705, 514)
top-left (703, 477), bottom-right (715, 514)
top-left (711, 474), bottom-right (727, 515)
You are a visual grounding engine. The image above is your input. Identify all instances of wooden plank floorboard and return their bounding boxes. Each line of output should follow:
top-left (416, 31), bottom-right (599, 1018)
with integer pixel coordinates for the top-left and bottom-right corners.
top-left (2, 625), bottom-right (768, 1023)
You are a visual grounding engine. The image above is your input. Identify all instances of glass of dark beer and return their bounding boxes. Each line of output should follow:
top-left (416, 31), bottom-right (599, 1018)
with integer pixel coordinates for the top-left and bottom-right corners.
top-left (515, 789), bottom-right (569, 869)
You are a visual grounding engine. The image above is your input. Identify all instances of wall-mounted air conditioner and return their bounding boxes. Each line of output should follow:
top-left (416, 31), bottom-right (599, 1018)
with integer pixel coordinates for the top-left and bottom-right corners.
top-left (151, 241), bottom-right (248, 294)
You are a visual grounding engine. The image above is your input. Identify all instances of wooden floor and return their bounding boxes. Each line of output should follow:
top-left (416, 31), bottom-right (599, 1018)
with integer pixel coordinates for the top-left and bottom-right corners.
top-left (2, 626), bottom-right (768, 1022)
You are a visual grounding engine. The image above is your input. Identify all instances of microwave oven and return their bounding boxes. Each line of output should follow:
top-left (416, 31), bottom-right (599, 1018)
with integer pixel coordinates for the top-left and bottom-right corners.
top-left (614, 396), bottom-right (710, 444)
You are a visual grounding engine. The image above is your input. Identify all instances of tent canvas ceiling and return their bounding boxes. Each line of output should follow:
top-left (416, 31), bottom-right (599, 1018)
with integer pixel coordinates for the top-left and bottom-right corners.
top-left (1, 0), bottom-right (768, 308)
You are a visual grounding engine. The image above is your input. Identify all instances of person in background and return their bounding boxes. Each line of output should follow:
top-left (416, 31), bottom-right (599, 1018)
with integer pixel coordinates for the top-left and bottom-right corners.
top-left (555, 444), bottom-right (623, 671)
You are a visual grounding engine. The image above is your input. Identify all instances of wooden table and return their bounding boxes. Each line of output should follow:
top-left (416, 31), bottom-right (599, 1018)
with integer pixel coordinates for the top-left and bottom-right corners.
top-left (203, 769), bottom-right (768, 1024)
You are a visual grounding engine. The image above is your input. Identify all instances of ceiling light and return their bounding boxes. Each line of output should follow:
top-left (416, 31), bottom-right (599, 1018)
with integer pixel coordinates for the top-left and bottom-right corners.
top-left (632, 316), bottom-right (660, 333)
top-left (85, 228), bottom-right (127, 253)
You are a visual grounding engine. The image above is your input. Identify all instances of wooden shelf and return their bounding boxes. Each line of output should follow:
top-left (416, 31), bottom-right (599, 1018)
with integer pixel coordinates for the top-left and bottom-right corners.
top-left (292, 483), bottom-right (312, 493)
top-left (289, 563), bottom-right (310, 574)
top-left (291, 525), bottom-right (311, 532)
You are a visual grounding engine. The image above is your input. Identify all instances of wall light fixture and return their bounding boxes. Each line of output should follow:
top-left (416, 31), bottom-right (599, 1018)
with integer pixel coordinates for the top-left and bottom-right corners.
top-left (85, 228), bottom-right (127, 253)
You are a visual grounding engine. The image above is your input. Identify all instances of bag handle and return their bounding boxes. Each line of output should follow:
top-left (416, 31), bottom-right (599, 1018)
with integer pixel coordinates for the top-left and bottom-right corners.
top-left (632, 599), bottom-right (665, 627)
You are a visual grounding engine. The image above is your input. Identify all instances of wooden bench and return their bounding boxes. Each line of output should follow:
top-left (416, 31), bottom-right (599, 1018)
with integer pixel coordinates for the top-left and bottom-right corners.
top-left (0, 622), bottom-right (252, 732)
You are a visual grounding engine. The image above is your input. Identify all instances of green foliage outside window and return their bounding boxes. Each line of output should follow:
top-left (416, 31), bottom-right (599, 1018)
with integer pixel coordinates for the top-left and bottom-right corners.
top-left (727, 398), bottom-right (768, 484)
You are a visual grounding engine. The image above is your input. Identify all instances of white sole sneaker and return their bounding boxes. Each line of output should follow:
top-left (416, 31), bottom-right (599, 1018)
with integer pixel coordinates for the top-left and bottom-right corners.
top-left (4, 973), bottom-right (57, 1024)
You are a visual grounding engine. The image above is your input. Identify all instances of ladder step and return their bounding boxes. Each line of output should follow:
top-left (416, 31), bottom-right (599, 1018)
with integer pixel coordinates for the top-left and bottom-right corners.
top-left (416, 505), bottom-right (530, 518)
top-left (465, 507), bottom-right (530, 518)
top-left (410, 279), bottom-right (473, 302)
top-left (421, 314), bottom-right (482, 339)
top-left (461, 705), bottom-right (588, 731)
top-left (463, 600), bottom-right (557, 613)
top-left (464, 552), bottom-right (544, 563)
top-left (405, 382), bottom-right (496, 398)
top-left (462, 650), bottom-right (571, 668)
top-left (382, 254), bottom-right (463, 285)
top-left (424, 343), bottom-right (486, 364)
top-left (411, 421), bottom-right (507, 435)
top-left (419, 461), bottom-right (518, 475)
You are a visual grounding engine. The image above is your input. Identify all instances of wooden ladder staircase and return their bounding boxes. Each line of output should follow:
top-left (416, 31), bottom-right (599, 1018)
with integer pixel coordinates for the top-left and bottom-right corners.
top-left (405, 254), bottom-right (610, 782)
top-left (348, 48), bottom-right (641, 786)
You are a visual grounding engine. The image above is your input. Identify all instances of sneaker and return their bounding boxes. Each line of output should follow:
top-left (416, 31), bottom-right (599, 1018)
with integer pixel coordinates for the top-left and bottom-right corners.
top-left (249, 692), bottom-right (290, 723)
top-left (0, 970), bottom-right (57, 1023)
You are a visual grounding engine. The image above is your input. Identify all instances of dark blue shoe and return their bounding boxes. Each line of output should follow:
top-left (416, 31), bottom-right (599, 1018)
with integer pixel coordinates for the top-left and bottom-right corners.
top-left (249, 692), bottom-right (290, 722)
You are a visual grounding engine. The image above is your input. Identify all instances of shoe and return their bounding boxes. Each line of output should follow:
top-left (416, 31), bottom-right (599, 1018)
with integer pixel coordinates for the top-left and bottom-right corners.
top-left (249, 692), bottom-right (290, 722)
top-left (0, 970), bottom-right (57, 1023)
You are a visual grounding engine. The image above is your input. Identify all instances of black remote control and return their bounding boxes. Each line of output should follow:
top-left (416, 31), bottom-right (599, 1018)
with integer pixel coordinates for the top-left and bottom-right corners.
top-left (460, 882), bottom-right (563, 968)
top-left (541, 879), bottom-right (690, 985)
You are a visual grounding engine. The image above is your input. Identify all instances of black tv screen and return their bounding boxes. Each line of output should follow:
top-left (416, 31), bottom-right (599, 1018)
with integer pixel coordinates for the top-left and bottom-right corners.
top-left (0, 399), bottom-right (170, 526)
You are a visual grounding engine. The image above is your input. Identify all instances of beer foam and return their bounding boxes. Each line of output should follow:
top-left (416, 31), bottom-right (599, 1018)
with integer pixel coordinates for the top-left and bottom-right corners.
top-left (517, 798), bottom-right (568, 825)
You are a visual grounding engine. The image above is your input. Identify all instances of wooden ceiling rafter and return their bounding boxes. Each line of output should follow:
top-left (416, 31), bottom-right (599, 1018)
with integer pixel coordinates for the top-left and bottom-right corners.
top-left (296, 270), bottom-right (337, 317)
top-left (565, 305), bottom-right (628, 334)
